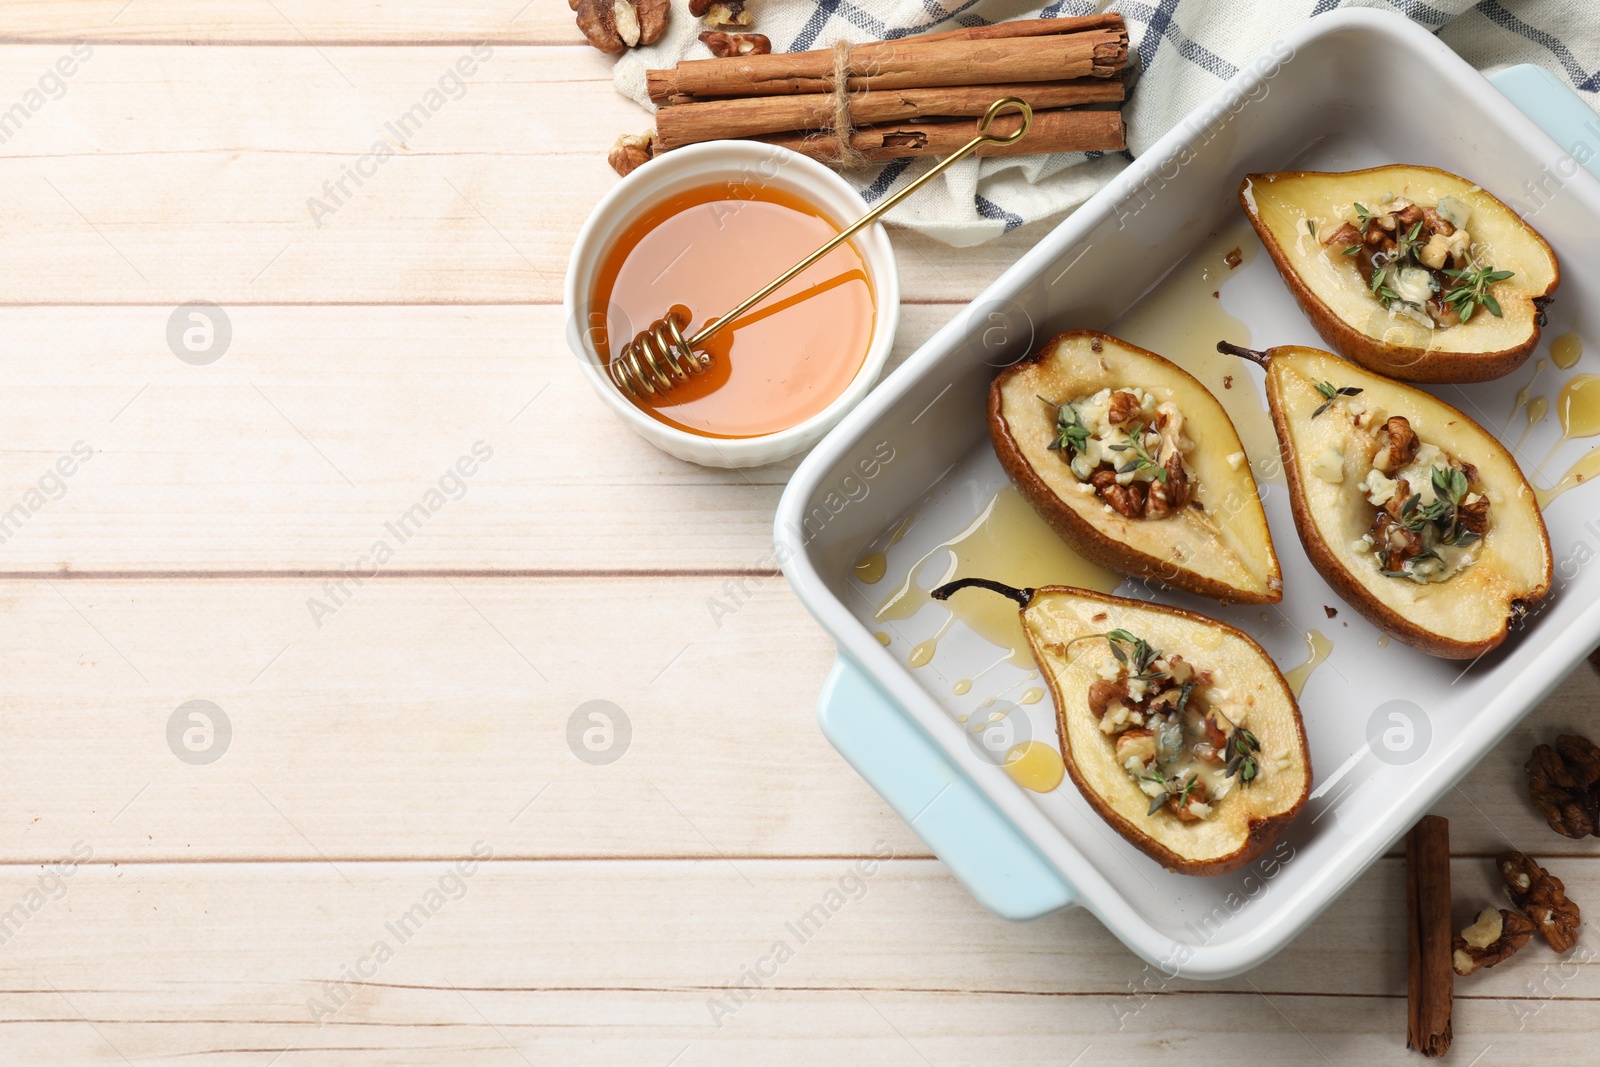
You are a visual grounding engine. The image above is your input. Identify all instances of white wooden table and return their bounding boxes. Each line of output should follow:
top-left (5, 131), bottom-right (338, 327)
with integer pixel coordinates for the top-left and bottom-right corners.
top-left (0, 4), bottom-right (1593, 1062)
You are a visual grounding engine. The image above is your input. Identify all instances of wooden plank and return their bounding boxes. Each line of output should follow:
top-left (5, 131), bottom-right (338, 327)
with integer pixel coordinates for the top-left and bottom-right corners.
top-left (0, 577), bottom-right (922, 862)
top-left (0, 575), bottom-right (1594, 863)
top-left (0, 858), bottom-right (1589, 1063)
top-left (7, 991), bottom-right (1593, 1067)
top-left (0, 2), bottom-right (587, 44)
top-left (0, 303), bottom-right (961, 573)
top-left (0, 45), bottom-right (1045, 304)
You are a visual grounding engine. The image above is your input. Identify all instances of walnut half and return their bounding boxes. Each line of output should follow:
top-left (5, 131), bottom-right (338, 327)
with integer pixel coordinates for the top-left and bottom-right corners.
top-left (1090, 469), bottom-right (1144, 520)
top-left (1143, 451), bottom-right (1189, 519)
top-left (699, 30), bottom-right (771, 57)
top-left (574, 0), bottom-right (669, 54)
top-left (608, 132), bottom-right (655, 177)
top-left (1452, 907), bottom-right (1534, 975)
top-left (1374, 415), bottom-right (1418, 472)
top-left (1527, 734), bottom-right (1600, 838)
top-left (1500, 851), bottom-right (1582, 954)
top-left (690, 0), bottom-right (753, 29)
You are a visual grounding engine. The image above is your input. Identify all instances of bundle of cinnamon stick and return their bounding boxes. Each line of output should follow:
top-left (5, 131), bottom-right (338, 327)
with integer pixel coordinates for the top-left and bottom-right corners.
top-left (634, 13), bottom-right (1129, 169)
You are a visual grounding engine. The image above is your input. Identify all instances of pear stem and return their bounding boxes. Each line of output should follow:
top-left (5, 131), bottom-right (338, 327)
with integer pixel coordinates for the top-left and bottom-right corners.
top-left (930, 577), bottom-right (1033, 607)
top-left (1217, 340), bottom-right (1270, 367)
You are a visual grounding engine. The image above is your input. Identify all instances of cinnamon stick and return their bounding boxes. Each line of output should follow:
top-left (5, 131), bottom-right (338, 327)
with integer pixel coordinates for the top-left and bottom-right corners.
top-left (908, 11), bottom-right (1125, 46)
top-left (755, 107), bottom-right (1125, 165)
top-left (647, 28), bottom-right (1127, 104)
top-left (654, 77), bottom-right (1125, 150)
top-left (1405, 816), bottom-right (1453, 1058)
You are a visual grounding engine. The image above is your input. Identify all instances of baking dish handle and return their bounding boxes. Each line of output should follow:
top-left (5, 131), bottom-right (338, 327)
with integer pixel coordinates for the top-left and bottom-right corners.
top-left (817, 655), bottom-right (1076, 920)
top-left (1488, 64), bottom-right (1600, 182)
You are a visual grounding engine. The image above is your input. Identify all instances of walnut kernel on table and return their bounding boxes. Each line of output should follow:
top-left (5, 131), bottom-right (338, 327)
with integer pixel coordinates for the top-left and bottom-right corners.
top-left (1452, 907), bottom-right (1534, 976)
top-left (608, 132), bottom-right (655, 177)
top-left (1527, 734), bottom-right (1600, 838)
top-left (1500, 850), bottom-right (1582, 954)
top-left (691, 0), bottom-right (754, 29)
top-left (573, 0), bottom-right (669, 54)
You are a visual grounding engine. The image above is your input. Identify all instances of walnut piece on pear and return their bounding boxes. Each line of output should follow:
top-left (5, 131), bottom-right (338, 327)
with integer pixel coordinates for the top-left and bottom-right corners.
top-left (1500, 850), bottom-right (1582, 954)
top-left (1452, 907), bottom-right (1534, 976)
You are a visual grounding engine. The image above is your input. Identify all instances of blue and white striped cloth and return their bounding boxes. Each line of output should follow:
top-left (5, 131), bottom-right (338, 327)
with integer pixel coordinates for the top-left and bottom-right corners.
top-left (615, 1), bottom-right (1600, 246)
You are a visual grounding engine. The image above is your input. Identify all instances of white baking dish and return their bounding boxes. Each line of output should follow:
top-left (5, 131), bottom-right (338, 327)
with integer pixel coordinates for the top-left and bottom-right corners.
top-left (776, 9), bottom-right (1600, 978)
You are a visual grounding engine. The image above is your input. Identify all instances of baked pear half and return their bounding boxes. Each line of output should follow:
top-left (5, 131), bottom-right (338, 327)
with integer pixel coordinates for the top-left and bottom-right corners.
top-left (1221, 341), bottom-right (1552, 658)
top-left (1241, 165), bottom-right (1559, 383)
top-left (989, 331), bottom-right (1281, 604)
top-left (933, 579), bottom-right (1311, 876)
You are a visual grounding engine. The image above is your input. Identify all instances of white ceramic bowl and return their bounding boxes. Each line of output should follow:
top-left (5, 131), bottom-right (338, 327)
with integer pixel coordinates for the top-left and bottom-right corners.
top-left (563, 140), bottom-right (900, 468)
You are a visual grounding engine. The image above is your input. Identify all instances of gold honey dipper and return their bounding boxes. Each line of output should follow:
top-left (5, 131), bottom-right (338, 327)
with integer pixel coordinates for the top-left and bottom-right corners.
top-left (607, 96), bottom-right (1034, 397)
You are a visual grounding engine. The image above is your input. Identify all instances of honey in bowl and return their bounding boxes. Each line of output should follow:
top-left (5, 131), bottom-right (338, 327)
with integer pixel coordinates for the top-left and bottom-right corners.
top-left (592, 181), bottom-right (876, 439)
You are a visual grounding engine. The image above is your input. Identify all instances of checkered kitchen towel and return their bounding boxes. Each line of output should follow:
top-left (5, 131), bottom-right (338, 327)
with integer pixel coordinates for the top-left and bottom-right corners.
top-left (615, 0), bottom-right (1600, 246)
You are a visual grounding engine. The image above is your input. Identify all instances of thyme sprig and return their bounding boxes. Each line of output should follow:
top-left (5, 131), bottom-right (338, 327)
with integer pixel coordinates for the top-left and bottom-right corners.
top-left (1042, 396), bottom-right (1090, 455)
top-left (1442, 263), bottom-right (1514, 323)
top-left (1107, 421), bottom-right (1168, 482)
top-left (1105, 629), bottom-right (1162, 680)
top-left (1143, 774), bottom-right (1172, 816)
top-left (1312, 380), bottom-right (1364, 418)
top-left (1432, 465), bottom-right (1469, 509)
top-left (1368, 262), bottom-right (1405, 309)
top-left (1429, 465), bottom-right (1479, 547)
top-left (1223, 727), bottom-right (1261, 784)
top-left (1394, 219), bottom-right (1426, 264)
top-left (1140, 769), bottom-right (1203, 816)
top-left (1394, 466), bottom-right (1475, 543)
top-left (1396, 492), bottom-right (1448, 533)
top-left (1382, 545), bottom-right (1445, 581)
top-left (1386, 465), bottom-right (1481, 581)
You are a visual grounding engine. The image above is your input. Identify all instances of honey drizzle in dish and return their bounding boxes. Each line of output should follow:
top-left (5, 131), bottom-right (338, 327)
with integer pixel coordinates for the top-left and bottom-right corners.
top-left (1507, 358), bottom-right (1546, 441)
top-left (1537, 371), bottom-right (1600, 508)
top-left (1283, 629), bottom-right (1333, 699)
top-left (1110, 225), bottom-right (1282, 486)
top-left (1552, 332), bottom-right (1583, 370)
top-left (1004, 740), bottom-right (1065, 792)
top-left (872, 486), bottom-right (1118, 669)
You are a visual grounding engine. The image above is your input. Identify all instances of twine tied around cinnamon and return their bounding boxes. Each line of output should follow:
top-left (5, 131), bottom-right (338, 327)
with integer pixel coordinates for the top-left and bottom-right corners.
top-left (828, 39), bottom-right (869, 169)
